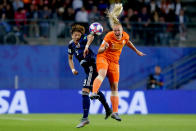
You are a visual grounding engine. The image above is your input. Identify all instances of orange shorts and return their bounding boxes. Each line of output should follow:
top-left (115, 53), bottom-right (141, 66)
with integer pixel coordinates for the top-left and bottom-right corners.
top-left (96, 56), bottom-right (119, 83)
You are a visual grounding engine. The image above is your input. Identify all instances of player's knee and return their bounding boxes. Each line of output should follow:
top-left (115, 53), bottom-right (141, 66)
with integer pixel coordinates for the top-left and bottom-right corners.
top-left (98, 69), bottom-right (107, 78)
top-left (82, 91), bottom-right (89, 95)
top-left (110, 82), bottom-right (118, 91)
top-left (97, 75), bottom-right (105, 82)
top-left (82, 88), bottom-right (90, 95)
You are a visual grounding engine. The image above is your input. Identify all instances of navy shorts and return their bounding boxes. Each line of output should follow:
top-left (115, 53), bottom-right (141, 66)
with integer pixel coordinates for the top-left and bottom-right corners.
top-left (82, 61), bottom-right (98, 91)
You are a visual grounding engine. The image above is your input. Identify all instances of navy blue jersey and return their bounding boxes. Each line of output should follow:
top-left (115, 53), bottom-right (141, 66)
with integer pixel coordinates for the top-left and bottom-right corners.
top-left (68, 34), bottom-right (96, 64)
top-left (67, 34), bottom-right (97, 89)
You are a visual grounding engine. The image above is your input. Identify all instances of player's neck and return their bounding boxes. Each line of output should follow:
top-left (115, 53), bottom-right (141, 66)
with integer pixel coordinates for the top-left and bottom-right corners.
top-left (74, 41), bottom-right (79, 45)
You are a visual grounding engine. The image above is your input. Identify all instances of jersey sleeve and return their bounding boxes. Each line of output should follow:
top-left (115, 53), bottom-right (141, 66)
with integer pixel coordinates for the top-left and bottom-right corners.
top-left (124, 32), bottom-right (130, 44)
top-left (68, 44), bottom-right (74, 55)
top-left (100, 32), bottom-right (111, 48)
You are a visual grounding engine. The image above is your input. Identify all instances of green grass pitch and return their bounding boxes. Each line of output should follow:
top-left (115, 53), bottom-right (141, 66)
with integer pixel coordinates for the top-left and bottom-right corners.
top-left (0, 114), bottom-right (196, 131)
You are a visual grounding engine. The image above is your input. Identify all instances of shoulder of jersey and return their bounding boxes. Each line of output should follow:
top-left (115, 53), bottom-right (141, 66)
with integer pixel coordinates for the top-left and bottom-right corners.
top-left (123, 31), bottom-right (129, 39)
top-left (69, 40), bottom-right (73, 44)
top-left (107, 31), bottom-right (114, 36)
top-left (105, 31), bottom-right (114, 38)
top-left (69, 40), bottom-right (74, 45)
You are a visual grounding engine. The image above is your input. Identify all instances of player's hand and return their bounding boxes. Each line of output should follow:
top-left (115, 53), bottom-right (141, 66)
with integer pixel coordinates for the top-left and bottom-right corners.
top-left (136, 50), bottom-right (146, 56)
top-left (98, 43), bottom-right (109, 54)
top-left (83, 47), bottom-right (89, 58)
top-left (151, 80), bottom-right (156, 84)
top-left (72, 69), bottom-right (78, 75)
top-left (104, 43), bottom-right (109, 50)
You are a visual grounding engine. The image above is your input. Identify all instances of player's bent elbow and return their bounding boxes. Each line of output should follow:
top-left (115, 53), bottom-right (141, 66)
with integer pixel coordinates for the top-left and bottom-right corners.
top-left (98, 48), bottom-right (104, 54)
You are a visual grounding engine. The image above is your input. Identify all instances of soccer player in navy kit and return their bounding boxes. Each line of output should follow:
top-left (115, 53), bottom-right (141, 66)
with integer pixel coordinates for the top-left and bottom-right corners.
top-left (68, 24), bottom-right (112, 128)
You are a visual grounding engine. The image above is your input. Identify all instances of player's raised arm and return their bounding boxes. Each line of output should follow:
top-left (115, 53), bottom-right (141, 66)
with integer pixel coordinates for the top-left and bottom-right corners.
top-left (83, 34), bottom-right (94, 57)
top-left (68, 54), bottom-right (78, 75)
top-left (126, 40), bottom-right (146, 56)
top-left (86, 34), bottom-right (94, 47)
top-left (98, 33), bottom-right (111, 54)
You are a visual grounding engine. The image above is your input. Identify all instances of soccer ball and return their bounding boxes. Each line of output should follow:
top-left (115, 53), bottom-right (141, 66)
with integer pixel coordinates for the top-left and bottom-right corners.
top-left (89, 22), bottom-right (103, 36)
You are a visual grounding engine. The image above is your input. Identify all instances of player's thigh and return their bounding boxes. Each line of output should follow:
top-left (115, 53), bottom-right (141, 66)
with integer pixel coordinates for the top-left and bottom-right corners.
top-left (83, 65), bottom-right (97, 92)
top-left (82, 81), bottom-right (92, 92)
top-left (107, 62), bottom-right (119, 85)
top-left (96, 56), bottom-right (109, 73)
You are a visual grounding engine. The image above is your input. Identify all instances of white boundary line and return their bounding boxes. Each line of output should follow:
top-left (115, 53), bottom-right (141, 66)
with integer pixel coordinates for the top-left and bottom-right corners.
top-left (0, 117), bottom-right (66, 122)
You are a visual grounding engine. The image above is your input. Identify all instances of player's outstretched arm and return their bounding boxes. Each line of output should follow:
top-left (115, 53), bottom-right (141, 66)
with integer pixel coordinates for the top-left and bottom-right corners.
top-left (126, 41), bottom-right (146, 56)
top-left (68, 54), bottom-right (78, 75)
top-left (83, 34), bottom-right (94, 58)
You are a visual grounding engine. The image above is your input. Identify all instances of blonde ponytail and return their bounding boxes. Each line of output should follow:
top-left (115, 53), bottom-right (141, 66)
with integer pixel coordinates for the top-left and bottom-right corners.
top-left (107, 3), bottom-right (123, 28)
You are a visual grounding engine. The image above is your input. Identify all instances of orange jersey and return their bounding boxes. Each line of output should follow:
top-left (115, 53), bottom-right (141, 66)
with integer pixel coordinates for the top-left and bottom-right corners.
top-left (97, 31), bottom-right (130, 63)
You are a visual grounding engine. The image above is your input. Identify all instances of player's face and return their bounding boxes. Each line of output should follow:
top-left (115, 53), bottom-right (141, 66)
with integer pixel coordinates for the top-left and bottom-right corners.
top-left (155, 66), bottom-right (161, 75)
top-left (113, 24), bottom-right (123, 40)
top-left (72, 31), bottom-right (82, 43)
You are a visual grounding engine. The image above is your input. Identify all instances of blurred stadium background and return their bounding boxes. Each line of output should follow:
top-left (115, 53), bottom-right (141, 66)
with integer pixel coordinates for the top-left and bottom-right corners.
top-left (0, 0), bottom-right (196, 131)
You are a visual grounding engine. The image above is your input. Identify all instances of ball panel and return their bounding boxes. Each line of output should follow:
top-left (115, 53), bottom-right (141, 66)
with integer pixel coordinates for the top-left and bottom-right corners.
top-left (89, 22), bottom-right (103, 36)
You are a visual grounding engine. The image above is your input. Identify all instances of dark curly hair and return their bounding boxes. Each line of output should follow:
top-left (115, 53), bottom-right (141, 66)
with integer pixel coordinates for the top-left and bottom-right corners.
top-left (71, 24), bottom-right (85, 35)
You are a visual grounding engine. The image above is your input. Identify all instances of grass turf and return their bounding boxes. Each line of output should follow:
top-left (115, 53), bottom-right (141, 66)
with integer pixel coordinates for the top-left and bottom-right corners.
top-left (0, 114), bottom-right (196, 131)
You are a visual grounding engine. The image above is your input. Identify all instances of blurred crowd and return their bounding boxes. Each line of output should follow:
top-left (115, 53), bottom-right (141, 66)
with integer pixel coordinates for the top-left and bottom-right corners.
top-left (0, 0), bottom-right (188, 45)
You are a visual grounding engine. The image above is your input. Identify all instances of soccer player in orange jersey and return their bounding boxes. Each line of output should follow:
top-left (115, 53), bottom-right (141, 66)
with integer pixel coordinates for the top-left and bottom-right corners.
top-left (89, 4), bottom-right (146, 121)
